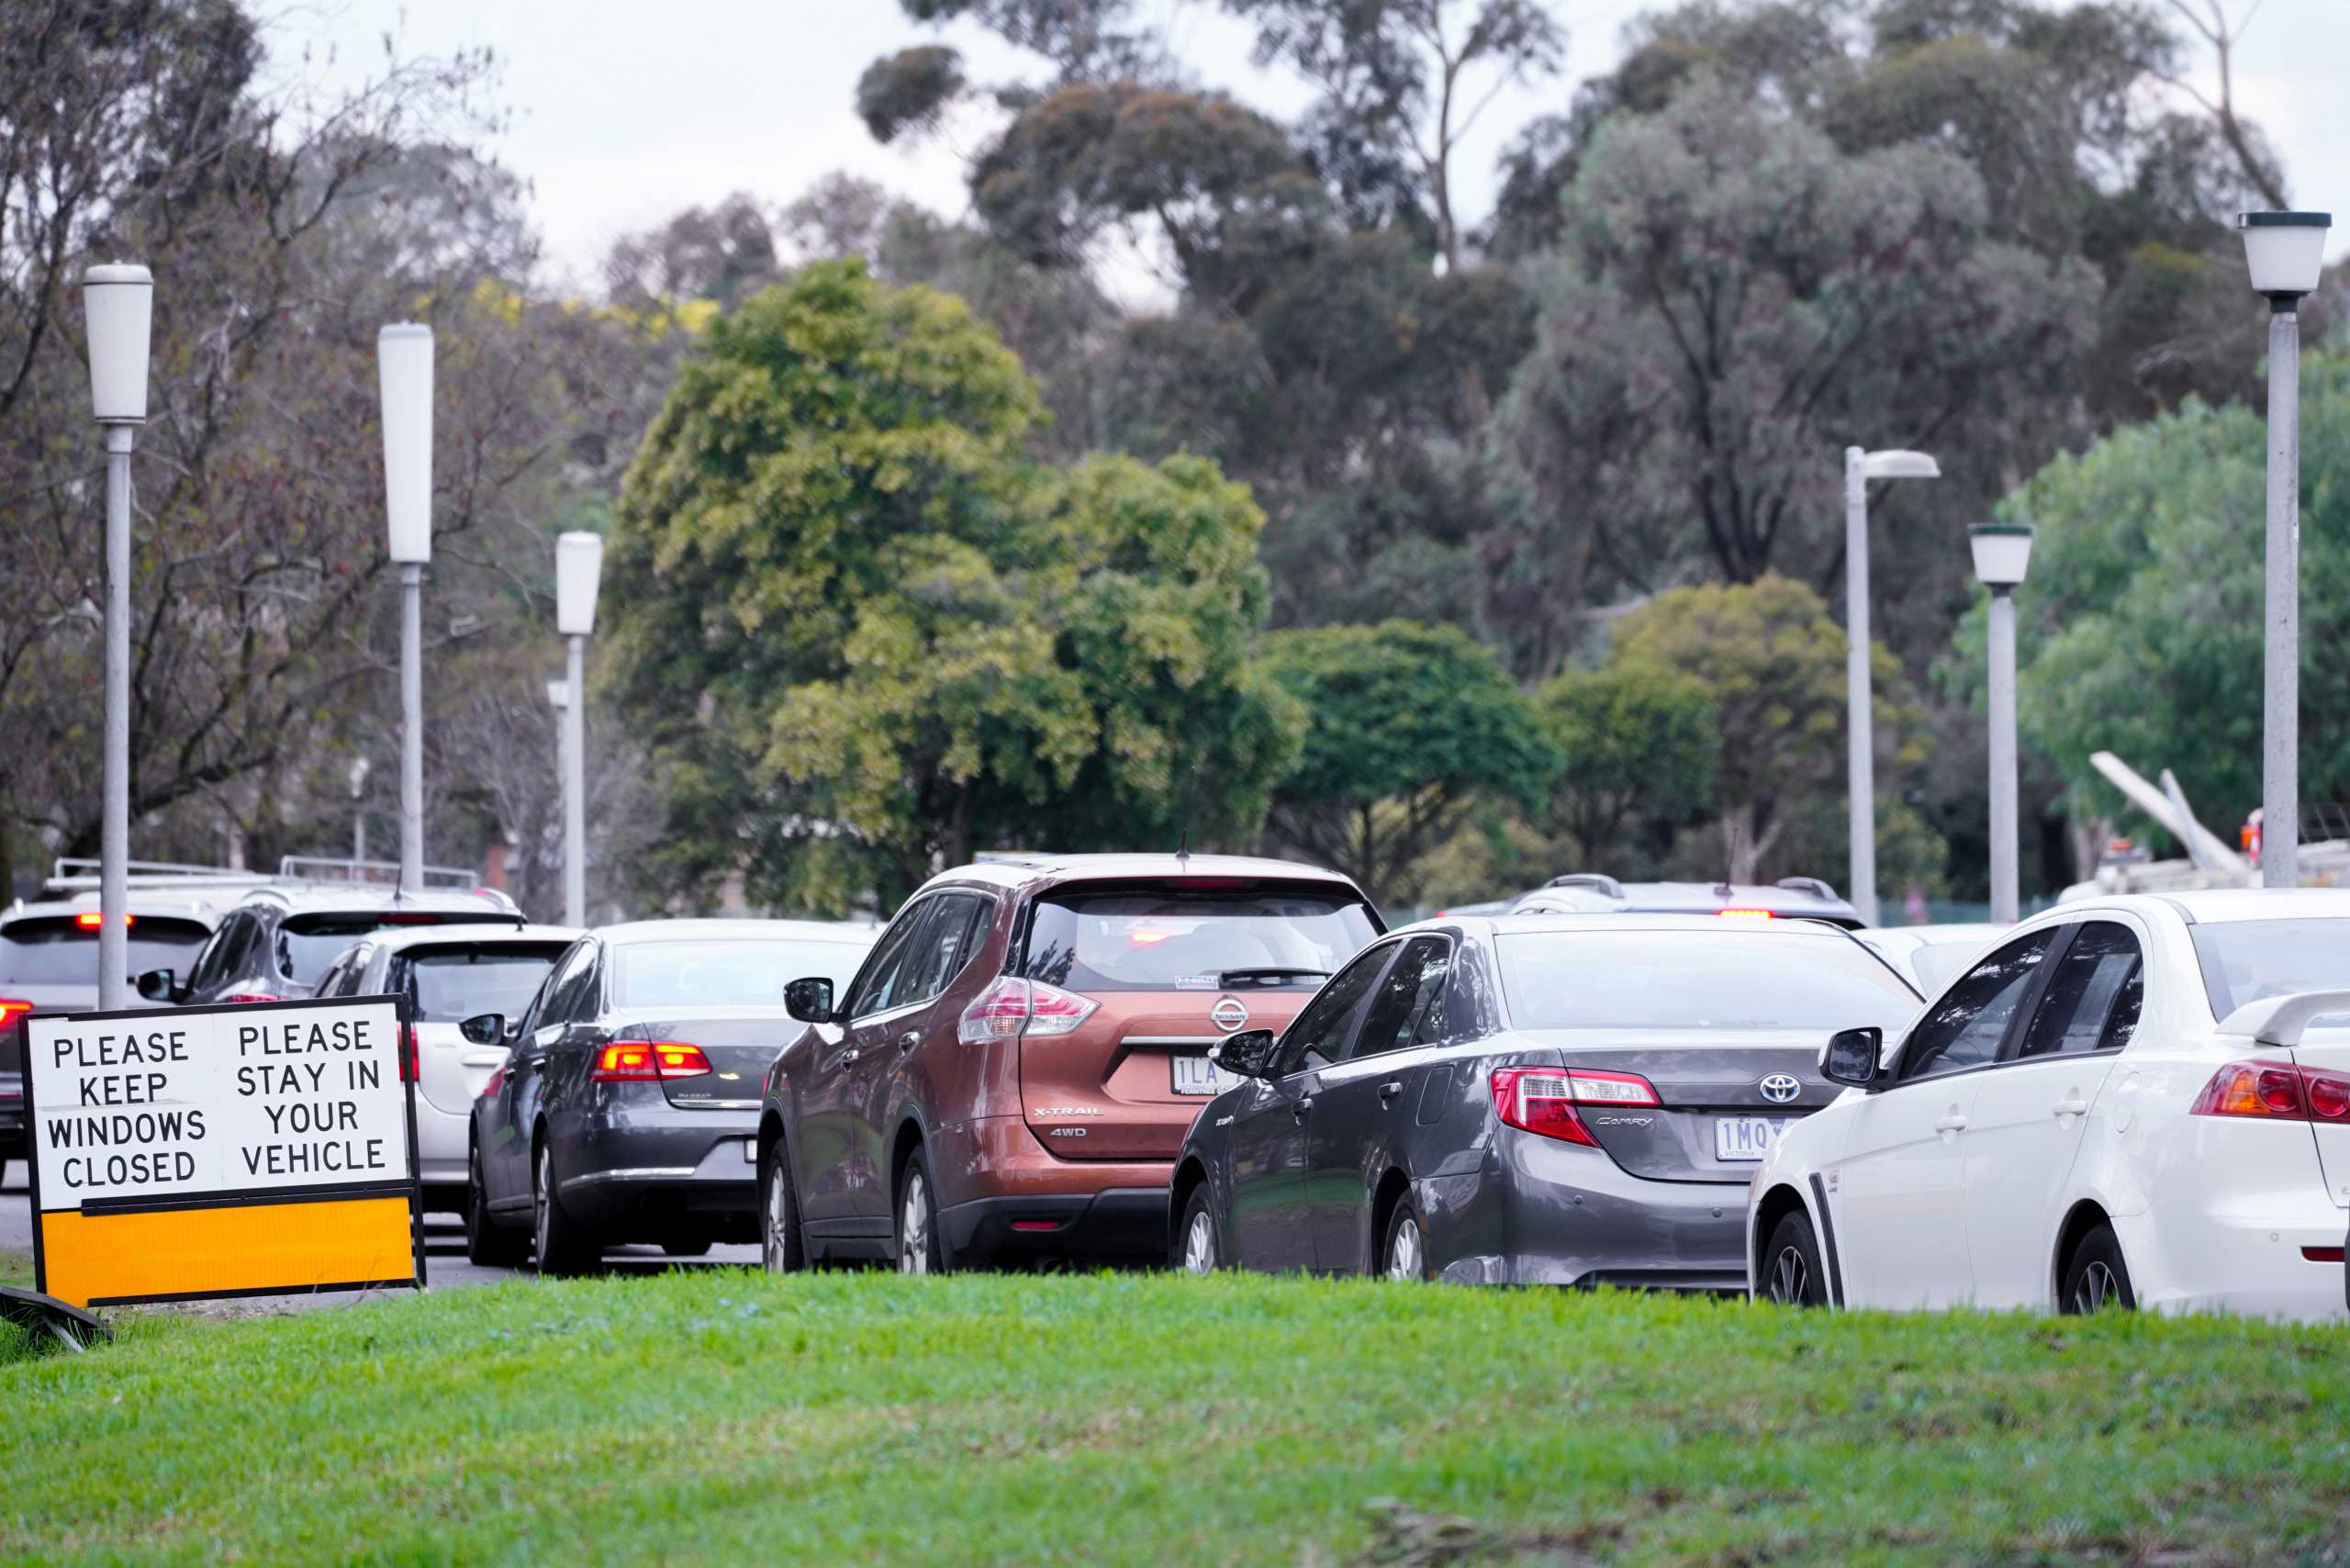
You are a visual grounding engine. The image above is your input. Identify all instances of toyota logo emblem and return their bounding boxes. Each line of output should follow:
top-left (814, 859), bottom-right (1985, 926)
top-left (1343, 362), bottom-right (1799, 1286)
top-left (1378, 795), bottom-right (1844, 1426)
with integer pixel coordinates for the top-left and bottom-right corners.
top-left (1758, 1073), bottom-right (1801, 1104)
top-left (1211, 997), bottom-right (1249, 1033)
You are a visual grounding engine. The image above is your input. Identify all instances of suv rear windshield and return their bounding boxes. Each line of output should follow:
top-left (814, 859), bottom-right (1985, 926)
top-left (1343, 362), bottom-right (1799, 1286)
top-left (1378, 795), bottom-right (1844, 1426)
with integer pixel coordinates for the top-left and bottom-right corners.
top-left (404, 944), bottom-right (570, 1024)
top-left (2192, 919), bottom-right (2350, 1024)
top-left (277, 912), bottom-right (518, 988)
top-left (1023, 887), bottom-right (1380, 993)
top-left (0, 916), bottom-right (212, 985)
top-left (612, 939), bottom-right (870, 1011)
top-left (1497, 930), bottom-right (1919, 1031)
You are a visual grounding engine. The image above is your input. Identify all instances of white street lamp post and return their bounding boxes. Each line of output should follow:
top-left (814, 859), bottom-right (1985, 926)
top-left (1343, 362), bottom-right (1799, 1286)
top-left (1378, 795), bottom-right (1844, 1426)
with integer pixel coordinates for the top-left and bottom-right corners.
top-left (378, 323), bottom-right (434, 894)
top-left (554, 532), bottom-right (603, 927)
top-left (2237, 211), bottom-right (2333, 888)
top-left (83, 263), bottom-right (153, 1009)
top-left (1971, 524), bottom-right (2035, 924)
top-left (1843, 446), bottom-right (1940, 926)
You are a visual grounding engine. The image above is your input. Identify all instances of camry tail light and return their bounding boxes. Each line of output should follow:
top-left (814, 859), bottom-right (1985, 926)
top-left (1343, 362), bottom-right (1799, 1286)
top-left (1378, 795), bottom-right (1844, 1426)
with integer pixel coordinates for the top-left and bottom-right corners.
top-left (0, 998), bottom-right (31, 1028)
top-left (1491, 1068), bottom-right (1662, 1147)
top-left (222, 991), bottom-right (282, 1005)
top-left (957, 977), bottom-right (1099, 1044)
top-left (2190, 1058), bottom-right (2350, 1123)
top-left (591, 1041), bottom-right (712, 1082)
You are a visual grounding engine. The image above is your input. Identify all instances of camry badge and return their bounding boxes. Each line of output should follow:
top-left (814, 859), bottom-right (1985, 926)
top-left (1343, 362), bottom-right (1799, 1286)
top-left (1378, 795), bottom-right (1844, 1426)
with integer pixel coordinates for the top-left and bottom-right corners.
top-left (1211, 997), bottom-right (1249, 1033)
top-left (1759, 1073), bottom-right (1801, 1103)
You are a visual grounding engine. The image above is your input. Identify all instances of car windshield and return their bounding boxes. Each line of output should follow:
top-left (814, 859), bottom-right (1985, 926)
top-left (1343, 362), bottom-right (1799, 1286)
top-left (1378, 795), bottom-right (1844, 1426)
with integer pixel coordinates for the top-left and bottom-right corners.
top-left (2192, 919), bottom-right (2350, 1024)
top-left (1496, 930), bottom-right (1919, 1031)
top-left (277, 913), bottom-right (514, 988)
top-left (405, 946), bottom-right (569, 1024)
top-left (611, 938), bottom-right (870, 1011)
top-left (0, 917), bottom-right (211, 986)
top-left (1024, 888), bottom-right (1380, 993)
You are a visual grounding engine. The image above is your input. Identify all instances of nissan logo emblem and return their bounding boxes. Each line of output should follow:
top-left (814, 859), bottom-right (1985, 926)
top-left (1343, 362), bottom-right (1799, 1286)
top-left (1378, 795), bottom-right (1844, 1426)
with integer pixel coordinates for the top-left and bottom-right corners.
top-left (1211, 997), bottom-right (1249, 1033)
top-left (1759, 1072), bottom-right (1801, 1104)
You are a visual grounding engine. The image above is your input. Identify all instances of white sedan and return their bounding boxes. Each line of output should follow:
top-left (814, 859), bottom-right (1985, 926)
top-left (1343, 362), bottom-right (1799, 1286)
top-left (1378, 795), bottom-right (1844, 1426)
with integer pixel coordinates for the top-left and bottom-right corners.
top-left (1748, 889), bottom-right (2350, 1320)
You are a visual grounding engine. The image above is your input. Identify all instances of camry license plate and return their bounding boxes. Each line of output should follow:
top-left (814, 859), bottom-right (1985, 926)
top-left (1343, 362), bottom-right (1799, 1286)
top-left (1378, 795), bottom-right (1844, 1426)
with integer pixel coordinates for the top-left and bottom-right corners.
top-left (1714, 1115), bottom-right (1797, 1161)
top-left (1172, 1055), bottom-right (1244, 1096)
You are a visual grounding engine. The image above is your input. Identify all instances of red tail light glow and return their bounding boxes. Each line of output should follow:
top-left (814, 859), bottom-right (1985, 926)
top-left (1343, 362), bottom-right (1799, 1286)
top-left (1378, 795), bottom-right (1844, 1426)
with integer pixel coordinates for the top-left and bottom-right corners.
top-left (1490, 1068), bottom-right (1663, 1147)
top-left (1717, 908), bottom-right (1774, 919)
top-left (2190, 1058), bottom-right (2350, 1123)
top-left (399, 1023), bottom-right (418, 1082)
top-left (480, 1061), bottom-right (508, 1099)
top-left (221, 991), bottom-right (282, 1005)
top-left (591, 1041), bottom-right (712, 1082)
top-left (73, 911), bottom-right (132, 929)
top-left (0, 998), bottom-right (31, 1028)
top-left (2302, 1246), bottom-right (2345, 1263)
top-left (957, 977), bottom-right (1100, 1044)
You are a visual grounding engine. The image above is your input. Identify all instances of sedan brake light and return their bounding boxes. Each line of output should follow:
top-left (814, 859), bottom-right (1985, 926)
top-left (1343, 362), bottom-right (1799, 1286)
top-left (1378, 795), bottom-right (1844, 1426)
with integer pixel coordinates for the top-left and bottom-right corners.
top-left (1490, 1068), bottom-right (1663, 1147)
top-left (221, 991), bottom-right (282, 1005)
top-left (0, 998), bottom-right (31, 1028)
top-left (591, 1041), bottom-right (712, 1082)
top-left (957, 977), bottom-right (1098, 1044)
top-left (2190, 1058), bottom-right (2350, 1123)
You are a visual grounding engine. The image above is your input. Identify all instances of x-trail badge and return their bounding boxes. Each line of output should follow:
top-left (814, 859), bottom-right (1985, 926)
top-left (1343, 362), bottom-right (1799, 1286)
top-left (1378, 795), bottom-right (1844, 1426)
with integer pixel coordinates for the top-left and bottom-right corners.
top-left (1759, 1073), bottom-right (1801, 1103)
top-left (1211, 997), bottom-right (1249, 1033)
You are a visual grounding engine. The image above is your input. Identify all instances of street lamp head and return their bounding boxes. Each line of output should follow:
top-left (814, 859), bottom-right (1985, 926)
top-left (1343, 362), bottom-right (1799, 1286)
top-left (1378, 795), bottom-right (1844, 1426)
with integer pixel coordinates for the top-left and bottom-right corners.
top-left (83, 263), bottom-right (153, 425)
top-left (555, 532), bottom-right (604, 637)
top-left (546, 678), bottom-right (569, 711)
top-left (1860, 449), bottom-right (1940, 481)
top-left (1970, 522), bottom-right (2034, 590)
top-left (378, 323), bottom-right (434, 565)
top-left (2237, 211), bottom-right (2332, 303)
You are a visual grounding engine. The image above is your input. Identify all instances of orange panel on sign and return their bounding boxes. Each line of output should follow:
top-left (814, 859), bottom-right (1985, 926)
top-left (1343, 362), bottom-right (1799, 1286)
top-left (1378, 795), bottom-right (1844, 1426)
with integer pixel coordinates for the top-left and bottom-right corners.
top-left (39, 1197), bottom-right (417, 1308)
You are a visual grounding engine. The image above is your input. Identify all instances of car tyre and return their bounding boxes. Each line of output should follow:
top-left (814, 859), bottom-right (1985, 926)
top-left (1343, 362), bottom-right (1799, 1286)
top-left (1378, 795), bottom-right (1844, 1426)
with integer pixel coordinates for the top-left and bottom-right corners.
top-left (1381, 1198), bottom-right (1429, 1282)
top-left (2061, 1222), bottom-right (2136, 1315)
top-left (1761, 1211), bottom-right (1829, 1307)
top-left (761, 1141), bottom-right (806, 1274)
top-left (532, 1140), bottom-right (598, 1277)
top-left (1174, 1185), bottom-right (1222, 1274)
top-left (897, 1147), bottom-right (946, 1275)
top-left (464, 1142), bottom-right (529, 1269)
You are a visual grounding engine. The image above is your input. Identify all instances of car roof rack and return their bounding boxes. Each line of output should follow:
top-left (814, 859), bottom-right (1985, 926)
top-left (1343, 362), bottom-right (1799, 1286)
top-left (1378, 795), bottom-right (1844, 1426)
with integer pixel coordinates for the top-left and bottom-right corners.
top-left (42, 857), bottom-right (276, 894)
top-left (1544, 873), bottom-right (1626, 900)
top-left (275, 856), bottom-right (480, 890)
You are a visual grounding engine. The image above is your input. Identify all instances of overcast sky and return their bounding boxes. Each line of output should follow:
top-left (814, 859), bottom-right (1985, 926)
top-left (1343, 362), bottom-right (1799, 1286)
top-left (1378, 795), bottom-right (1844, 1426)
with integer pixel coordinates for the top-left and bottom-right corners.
top-left (269, 0), bottom-right (2349, 304)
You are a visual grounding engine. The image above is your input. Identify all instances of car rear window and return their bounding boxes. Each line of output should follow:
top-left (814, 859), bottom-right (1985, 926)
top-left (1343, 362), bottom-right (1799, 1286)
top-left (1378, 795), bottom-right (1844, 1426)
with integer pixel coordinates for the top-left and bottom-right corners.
top-left (2192, 919), bottom-right (2350, 1024)
top-left (277, 912), bottom-right (518, 988)
top-left (404, 945), bottom-right (570, 1024)
top-left (611, 939), bottom-right (870, 1011)
top-left (1497, 930), bottom-right (1919, 1031)
top-left (0, 916), bottom-right (212, 986)
top-left (1022, 887), bottom-right (1380, 993)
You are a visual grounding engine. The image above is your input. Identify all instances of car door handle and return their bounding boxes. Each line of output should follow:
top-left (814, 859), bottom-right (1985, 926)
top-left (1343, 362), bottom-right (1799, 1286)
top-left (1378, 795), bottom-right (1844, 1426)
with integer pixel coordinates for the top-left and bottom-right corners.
top-left (1294, 1096), bottom-right (1314, 1121)
top-left (1379, 1080), bottom-right (1404, 1103)
top-left (1935, 1114), bottom-right (1968, 1134)
top-left (838, 1047), bottom-right (862, 1067)
top-left (2052, 1098), bottom-right (2090, 1118)
top-left (897, 1031), bottom-right (920, 1051)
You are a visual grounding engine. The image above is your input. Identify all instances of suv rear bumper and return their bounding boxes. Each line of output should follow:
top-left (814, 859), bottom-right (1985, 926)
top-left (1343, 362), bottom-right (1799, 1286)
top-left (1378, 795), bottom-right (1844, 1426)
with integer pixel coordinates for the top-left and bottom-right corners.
top-left (939, 1187), bottom-right (1169, 1266)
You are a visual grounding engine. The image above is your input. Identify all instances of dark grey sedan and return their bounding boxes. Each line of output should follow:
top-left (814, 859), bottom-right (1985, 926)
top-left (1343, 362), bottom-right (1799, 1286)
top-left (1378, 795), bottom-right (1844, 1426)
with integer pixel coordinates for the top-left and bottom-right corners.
top-left (464, 918), bottom-right (873, 1272)
top-left (1169, 913), bottom-right (1923, 1288)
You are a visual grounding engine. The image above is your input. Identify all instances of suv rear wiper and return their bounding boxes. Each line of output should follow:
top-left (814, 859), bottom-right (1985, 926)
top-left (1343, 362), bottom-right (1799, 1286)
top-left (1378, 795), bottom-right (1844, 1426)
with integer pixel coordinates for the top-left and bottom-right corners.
top-left (1218, 967), bottom-right (1331, 988)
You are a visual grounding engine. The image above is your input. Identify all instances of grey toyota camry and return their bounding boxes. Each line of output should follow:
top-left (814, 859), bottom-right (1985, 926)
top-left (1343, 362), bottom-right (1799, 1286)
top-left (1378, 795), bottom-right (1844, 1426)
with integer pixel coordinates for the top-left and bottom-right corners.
top-left (1169, 913), bottom-right (1923, 1288)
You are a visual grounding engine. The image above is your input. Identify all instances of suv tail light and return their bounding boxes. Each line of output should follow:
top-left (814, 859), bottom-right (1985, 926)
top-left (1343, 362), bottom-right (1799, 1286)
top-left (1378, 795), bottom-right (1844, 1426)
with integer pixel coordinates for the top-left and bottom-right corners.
top-left (1490, 1068), bottom-right (1663, 1147)
top-left (957, 977), bottom-right (1099, 1045)
top-left (592, 1041), bottom-right (712, 1082)
top-left (222, 991), bottom-right (282, 1005)
top-left (0, 998), bottom-right (31, 1028)
top-left (2191, 1058), bottom-right (2350, 1123)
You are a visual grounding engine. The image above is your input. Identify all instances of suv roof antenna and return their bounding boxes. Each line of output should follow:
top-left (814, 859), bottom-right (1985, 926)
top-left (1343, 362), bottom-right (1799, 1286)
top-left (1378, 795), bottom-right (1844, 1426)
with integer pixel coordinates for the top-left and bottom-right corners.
top-left (1176, 831), bottom-right (1190, 869)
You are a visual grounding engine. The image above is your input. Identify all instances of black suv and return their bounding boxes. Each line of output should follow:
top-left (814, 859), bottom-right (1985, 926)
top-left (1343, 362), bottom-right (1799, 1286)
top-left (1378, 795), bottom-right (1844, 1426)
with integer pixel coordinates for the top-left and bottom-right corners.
top-left (139, 885), bottom-right (525, 1005)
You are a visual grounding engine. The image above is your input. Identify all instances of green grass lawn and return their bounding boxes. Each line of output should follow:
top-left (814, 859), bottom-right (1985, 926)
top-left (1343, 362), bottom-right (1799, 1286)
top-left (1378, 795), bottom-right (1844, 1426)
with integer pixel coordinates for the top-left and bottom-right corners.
top-left (2, 1268), bottom-right (2345, 1566)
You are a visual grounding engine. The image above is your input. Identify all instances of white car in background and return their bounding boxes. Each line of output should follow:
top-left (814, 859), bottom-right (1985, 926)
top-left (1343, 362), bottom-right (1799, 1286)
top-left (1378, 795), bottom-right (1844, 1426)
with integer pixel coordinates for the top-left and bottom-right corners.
top-left (1857, 922), bottom-right (2004, 995)
top-left (1749, 890), bottom-right (2350, 1321)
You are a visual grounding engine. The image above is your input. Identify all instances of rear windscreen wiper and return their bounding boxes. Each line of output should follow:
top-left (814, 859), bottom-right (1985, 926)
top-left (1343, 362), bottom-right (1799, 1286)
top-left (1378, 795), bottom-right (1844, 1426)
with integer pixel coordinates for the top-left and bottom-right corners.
top-left (1218, 967), bottom-right (1331, 988)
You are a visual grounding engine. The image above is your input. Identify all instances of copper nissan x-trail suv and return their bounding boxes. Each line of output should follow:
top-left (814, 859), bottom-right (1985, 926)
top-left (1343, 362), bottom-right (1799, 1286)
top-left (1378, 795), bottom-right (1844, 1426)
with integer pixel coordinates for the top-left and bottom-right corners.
top-left (756, 854), bottom-right (1383, 1271)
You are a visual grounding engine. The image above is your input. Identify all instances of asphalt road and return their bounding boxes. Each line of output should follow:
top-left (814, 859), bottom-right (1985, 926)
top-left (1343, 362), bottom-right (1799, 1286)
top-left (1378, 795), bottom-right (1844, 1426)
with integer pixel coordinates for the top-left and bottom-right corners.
top-left (0, 1159), bottom-right (762, 1310)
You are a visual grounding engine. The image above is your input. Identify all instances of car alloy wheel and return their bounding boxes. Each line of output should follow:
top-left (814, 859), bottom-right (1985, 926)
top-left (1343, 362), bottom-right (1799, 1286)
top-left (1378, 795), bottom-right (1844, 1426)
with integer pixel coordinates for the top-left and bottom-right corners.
top-left (2072, 1259), bottom-right (2121, 1313)
top-left (533, 1146), bottom-right (554, 1266)
top-left (1385, 1212), bottom-right (1424, 1282)
top-left (1182, 1206), bottom-right (1217, 1274)
top-left (899, 1170), bottom-right (934, 1275)
top-left (1767, 1243), bottom-right (1810, 1305)
top-left (762, 1151), bottom-right (800, 1274)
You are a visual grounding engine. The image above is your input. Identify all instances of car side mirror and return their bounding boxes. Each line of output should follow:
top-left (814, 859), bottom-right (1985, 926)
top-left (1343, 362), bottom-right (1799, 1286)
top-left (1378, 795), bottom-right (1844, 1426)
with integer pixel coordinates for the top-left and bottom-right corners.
top-left (135, 969), bottom-right (178, 1002)
top-left (1821, 1026), bottom-right (1884, 1089)
top-left (459, 1013), bottom-right (506, 1047)
top-left (1209, 1028), bottom-right (1279, 1080)
top-left (785, 976), bottom-right (835, 1025)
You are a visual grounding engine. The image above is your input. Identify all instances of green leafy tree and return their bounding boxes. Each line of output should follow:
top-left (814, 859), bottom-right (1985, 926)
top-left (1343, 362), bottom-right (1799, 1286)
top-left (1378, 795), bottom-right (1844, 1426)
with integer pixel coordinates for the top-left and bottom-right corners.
top-left (1536, 663), bottom-right (1717, 863)
top-left (1611, 575), bottom-right (1920, 885)
top-left (606, 260), bottom-right (1295, 909)
top-left (1259, 621), bottom-right (1558, 905)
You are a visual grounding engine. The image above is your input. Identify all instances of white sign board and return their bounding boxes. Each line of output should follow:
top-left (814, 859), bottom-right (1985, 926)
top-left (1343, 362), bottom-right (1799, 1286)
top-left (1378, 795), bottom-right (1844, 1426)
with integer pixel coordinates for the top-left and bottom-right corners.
top-left (28, 998), bottom-right (412, 1211)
